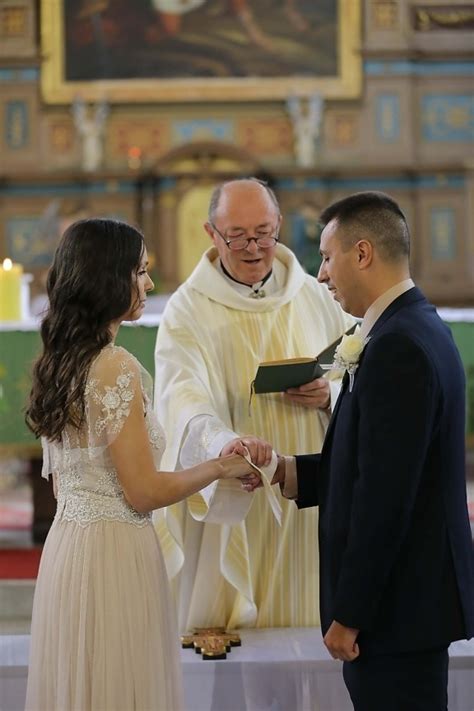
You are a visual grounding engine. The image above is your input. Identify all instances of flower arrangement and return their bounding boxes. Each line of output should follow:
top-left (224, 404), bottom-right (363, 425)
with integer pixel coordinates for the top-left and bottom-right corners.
top-left (332, 326), bottom-right (369, 392)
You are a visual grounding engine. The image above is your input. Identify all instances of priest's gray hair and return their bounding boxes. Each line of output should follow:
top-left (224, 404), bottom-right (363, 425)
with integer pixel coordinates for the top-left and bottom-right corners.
top-left (319, 191), bottom-right (410, 262)
top-left (208, 178), bottom-right (280, 222)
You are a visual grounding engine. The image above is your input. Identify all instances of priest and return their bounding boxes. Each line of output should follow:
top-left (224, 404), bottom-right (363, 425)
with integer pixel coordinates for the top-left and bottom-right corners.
top-left (154, 178), bottom-right (355, 631)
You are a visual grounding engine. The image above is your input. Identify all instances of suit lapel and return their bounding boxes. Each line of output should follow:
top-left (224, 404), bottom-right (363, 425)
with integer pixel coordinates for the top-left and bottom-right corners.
top-left (321, 287), bottom-right (427, 453)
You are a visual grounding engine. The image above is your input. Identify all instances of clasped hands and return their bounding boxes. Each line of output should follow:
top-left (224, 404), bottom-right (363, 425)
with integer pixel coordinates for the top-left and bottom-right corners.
top-left (220, 435), bottom-right (273, 491)
top-left (220, 434), bottom-right (360, 663)
top-left (219, 377), bottom-right (331, 487)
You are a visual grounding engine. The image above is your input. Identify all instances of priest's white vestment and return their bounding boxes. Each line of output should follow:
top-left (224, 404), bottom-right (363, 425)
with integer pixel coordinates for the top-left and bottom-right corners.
top-left (154, 245), bottom-right (354, 630)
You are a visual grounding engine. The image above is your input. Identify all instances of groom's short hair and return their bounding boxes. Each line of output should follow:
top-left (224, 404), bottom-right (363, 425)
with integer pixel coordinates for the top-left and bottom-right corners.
top-left (319, 191), bottom-right (410, 262)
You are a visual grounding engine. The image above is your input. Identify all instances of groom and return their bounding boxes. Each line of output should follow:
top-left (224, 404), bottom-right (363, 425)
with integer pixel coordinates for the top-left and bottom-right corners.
top-left (265, 191), bottom-right (474, 710)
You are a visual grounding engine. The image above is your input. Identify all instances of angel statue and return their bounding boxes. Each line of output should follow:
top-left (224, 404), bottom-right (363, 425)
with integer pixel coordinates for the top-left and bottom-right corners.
top-left (286, 93), bottom-right (324, 168)
top-left (72, 96), bottom-right (109, 172)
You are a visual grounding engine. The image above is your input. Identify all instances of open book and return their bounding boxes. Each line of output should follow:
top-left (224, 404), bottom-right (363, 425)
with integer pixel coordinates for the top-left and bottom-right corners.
top-left (251, 324), bottom-right (357, 395)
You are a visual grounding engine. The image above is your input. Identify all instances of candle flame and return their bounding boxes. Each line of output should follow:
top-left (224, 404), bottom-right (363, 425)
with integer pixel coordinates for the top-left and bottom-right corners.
top-left (3, 258), bottom-right (13, 271)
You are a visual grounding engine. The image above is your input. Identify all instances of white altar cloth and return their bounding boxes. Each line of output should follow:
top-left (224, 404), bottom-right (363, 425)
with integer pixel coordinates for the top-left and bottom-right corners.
top-left (1, 628), bottom-right (473, 711)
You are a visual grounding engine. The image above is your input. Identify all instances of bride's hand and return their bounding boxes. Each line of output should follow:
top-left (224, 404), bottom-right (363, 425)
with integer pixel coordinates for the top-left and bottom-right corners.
top-left (217, 453), bottom-right (261, 484)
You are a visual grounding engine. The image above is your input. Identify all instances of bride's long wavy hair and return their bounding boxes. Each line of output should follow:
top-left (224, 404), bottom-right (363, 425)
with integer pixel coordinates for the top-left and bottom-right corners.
top-left (26, 218), bottom-right (144, 442)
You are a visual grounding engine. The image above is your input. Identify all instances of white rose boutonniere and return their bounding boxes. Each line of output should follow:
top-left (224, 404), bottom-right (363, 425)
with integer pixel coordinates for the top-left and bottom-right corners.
top-left (332, 326), bottom-right (369, 392)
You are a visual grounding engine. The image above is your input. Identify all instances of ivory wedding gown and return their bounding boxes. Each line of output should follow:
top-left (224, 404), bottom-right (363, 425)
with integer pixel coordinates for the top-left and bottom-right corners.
top-left (25, 345), bottom-right (183, 710)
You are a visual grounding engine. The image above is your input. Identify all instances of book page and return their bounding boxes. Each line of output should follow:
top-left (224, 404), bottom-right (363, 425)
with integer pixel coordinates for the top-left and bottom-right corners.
top-left (259, 357), bottom-right (316, 366)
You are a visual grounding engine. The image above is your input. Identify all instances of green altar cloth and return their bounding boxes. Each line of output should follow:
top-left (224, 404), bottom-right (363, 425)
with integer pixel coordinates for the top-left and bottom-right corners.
top-left (0, 323), bottom-right (157, 456)
top-left (1, 319), bottom-right (473, 456)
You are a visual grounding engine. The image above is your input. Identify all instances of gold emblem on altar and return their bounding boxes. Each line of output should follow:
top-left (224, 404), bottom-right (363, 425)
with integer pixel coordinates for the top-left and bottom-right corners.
top-left (181, 627), bottom-right (242, 661)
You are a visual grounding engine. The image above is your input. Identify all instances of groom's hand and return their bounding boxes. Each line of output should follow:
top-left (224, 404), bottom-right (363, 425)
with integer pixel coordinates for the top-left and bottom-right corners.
top-left (220, 436), bottom-right (272, 468)
top-left (323, 620), bottom-right (360, 662)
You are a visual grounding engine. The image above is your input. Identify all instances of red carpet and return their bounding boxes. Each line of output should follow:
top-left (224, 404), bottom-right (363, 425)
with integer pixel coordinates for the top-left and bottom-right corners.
top-left (0, 548), bottom-right (42, 579)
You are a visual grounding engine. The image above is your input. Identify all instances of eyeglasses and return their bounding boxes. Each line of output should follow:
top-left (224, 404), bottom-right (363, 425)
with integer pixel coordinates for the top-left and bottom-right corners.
top-left (210, 223), bottom-right (280, 251)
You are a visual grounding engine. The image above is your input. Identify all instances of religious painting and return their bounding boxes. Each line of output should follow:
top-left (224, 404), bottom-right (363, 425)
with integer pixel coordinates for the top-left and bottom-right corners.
top-left (289, 201), bottom-right (323, 277)
top-left (41, 0), bottom-right (361, 103)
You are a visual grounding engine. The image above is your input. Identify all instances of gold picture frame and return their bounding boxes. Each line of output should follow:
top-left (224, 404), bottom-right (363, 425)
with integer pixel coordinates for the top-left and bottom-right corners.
top-left (41, 0), bottom-right (361, 104)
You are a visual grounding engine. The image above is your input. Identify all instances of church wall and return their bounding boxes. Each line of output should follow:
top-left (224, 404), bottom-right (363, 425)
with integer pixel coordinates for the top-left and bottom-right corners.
top-left (0, 0), bottom-right (472, 304)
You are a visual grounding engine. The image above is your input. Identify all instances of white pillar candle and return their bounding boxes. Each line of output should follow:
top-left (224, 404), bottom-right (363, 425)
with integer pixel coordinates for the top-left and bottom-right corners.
top-left (0, 258), bottom-right (23, 321)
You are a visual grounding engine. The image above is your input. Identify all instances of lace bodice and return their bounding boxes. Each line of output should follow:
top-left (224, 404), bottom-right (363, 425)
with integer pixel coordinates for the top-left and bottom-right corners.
top-left (42, 346), bottom-right (165, 527)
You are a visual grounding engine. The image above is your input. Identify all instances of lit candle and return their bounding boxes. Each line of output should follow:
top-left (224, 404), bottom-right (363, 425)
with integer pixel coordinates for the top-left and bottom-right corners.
top-left (0, 258), bottom-right (23, 321)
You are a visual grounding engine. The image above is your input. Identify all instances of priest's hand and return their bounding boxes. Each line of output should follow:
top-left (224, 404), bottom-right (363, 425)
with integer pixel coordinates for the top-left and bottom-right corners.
top-left (217, 453), bottom-right (261, 482)
top-left (220, 436), bottom-right (273, 467)
top-left (284, 377), bottom-right (331, 410)
top-left (323, 620), bottom-right (360, 662)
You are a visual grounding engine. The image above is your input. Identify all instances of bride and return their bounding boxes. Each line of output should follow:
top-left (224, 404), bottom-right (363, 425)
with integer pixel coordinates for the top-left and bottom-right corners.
top-left (24, 217), bottom-right (256, 710)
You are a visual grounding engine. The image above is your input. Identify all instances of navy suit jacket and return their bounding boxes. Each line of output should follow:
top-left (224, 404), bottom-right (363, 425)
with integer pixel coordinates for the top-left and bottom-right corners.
top-left (296, 287), bottom-right (474, 655)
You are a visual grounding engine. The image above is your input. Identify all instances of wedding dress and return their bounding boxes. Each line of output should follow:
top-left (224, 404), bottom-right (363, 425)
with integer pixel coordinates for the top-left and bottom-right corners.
top-left (25, 345), bottom-right (183, 710)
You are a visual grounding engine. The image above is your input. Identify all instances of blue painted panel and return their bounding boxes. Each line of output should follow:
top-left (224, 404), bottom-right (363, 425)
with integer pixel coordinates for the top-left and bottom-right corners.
top-left (275, 175), bottom-right (465, 191)
top-left (421, 95), bottom-right (474, 142)
top-left (0, 68), bottom-right (39, 82)
top-left (289, 210), bottom-right (322, 276)
top-left (21, 69), bottom-right (38, 81)
top-left (157, 178), bottom-right (178, 191)
top-left (6, 210), bottom-right (129, 267)
top-left (375, 94), bottom-right (400, 142)
top-left (365, 60), bottom-right (474, 77)
top-left (172, 119), bottom-right (234, 143)
top-left (5, 217), bottom-right (51, 267)
top-left (0, 175), bottom-right (465, 199)
top-left (4, 100), bottom-right (29, 149)
top-left (366, 60), bottom-right (413, 75)
top-left (0, 181), bottom-right (137, 197)
top-left (0, 69), bottom-right (15, 81)
top-left (430, 208), bottom-right (456, 261)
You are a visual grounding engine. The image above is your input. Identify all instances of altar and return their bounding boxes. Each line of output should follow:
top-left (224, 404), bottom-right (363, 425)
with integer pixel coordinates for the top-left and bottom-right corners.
top-left (0, 315), bottom-right (160, 456)
top-left (1, 628), bottom-right (473, 711)
top-left (1, 309), bottom-right (474, 457)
